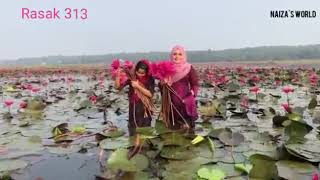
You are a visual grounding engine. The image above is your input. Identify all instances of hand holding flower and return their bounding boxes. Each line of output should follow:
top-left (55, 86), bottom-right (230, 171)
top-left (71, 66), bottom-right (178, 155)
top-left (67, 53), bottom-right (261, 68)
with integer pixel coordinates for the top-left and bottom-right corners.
top-left (131, 80), bottom-right (139, 88)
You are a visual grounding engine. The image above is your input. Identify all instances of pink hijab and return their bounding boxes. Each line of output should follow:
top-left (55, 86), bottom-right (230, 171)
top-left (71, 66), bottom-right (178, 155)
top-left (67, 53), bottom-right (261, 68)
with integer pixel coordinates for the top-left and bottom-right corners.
top-left (170, 45), bottom-right (191, 83)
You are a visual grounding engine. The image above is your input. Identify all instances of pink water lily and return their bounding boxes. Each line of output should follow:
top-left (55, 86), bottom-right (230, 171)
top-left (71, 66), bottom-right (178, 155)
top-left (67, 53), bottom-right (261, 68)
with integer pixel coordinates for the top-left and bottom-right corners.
top-left (282, 86), bottom-right (294, 94)
top-left (275, 79), bottom-right (281, 86)
top-left (31, 87), bottom-right (40, 93)
top-left (310, 73), bottom-right (318, 87)
top-left (4, 99), bottom-right (14, 113)
top-left (26, 84), bottom-right (33, 90)
top-left (250, 86), bottom-right (260, 101)
top-left (89, 95), bottom-right (97, 104)
top-left (19, 101), bottom-right (27, 109)
top-left (240, 96), bottom-right (249, 109)
top-left (124, 60), bottom-right (134, 69)
top-left (282, 86), bottom-right (294, 104)
top-left (111, 59), bottom-right (120, 70)
top-left (281, 103), bottom-right (291, 113)
top-left (4, 100), bottom-right (14, 107)
top-left (249, 86), bottom-right (260, 94)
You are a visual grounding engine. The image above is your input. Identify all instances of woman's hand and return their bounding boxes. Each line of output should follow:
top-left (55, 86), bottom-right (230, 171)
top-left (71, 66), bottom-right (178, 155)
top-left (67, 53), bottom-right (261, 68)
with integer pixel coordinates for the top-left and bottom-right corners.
top-left (117, 68), bottom-right (124, 77)
top-left (164, 77), bottom-right (172, 86)
top-left (191, 90), bottom-right (195, 96)
top-left (131, 80), bottom-right (139, 88)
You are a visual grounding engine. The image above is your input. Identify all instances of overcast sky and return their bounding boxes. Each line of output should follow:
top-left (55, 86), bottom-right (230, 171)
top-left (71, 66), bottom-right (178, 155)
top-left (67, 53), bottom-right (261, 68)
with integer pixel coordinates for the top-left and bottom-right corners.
top-left (0, 0), bottom-right (320, 60)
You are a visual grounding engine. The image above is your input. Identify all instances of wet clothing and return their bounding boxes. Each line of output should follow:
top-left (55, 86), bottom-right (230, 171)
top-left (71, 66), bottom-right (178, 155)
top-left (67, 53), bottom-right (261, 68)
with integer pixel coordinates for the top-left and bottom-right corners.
top-left (121, 77), bottom-right (155, 136)
top-left (161, 66), bottom-right (199, 130)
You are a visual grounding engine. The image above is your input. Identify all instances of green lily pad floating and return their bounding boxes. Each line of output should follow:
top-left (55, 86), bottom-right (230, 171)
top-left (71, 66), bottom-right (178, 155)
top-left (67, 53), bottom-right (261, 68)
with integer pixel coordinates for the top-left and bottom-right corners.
top-left (249, 142), bottom-right (277, 152)
top-left (120, 172), bottom-right (149, 180)
top-left (287, 112), bottom-right (303, 121)
top-left (155, 120), bottom-right (172, 135)
top-left (97, 128), bottom-right (125, 139)
top-left (73, 99), bottom-right (92, 111)
top-left (160, 146), bottom-right (196, 160)
top-left (207, 137), bottom-right (215, 153)
top-left (190, 140), bottom-right (215, 159)
top-left (191, 135), bottom-right (205, 145)
top-left (21, 128), bottom-right (52, 139)
top-left (197, 166), bottom-right (226, 180)
top-left (285, 140), bottom-right (320, 162)
top-left (71, 124), bottom-right (86, 134)
top-left (0, 159), bottom-right (28, 172)
top-left (249, 154), bottom-right (278, 179)
top-left (107, 148), bottom-right (137, 172)
top-left (26, 97), bottom-right (46, 111)
top-left (0, 137), bottom-right (44, 160)
top-left (107, 148), bottom-right (149, 172)
top-left (51, 123), bottom-right (69, 137)
top-left (227, 82), bottom-right (240, 92)
top-left (308, 96), bottom-right (317, 109)
top-left (162, 170), bottom-right (196, 180)
top-left (162, 157), bottom-right (206, 180)
top-left (234, 163), bottom-right (253, 174)
top-left (272, 115), bottom-right (289, 127)
top-left (136, 127), bottom-right (158, 139)
top-left (208, 128), bottom-right (225, 139)
top-left (218, 129), bottom-right (244, 146)
top-left (99, 137), bottom-right (129, 150)
top-left (136, 127), bottom-right (157, 136)
top-left (3, 85), bottom-right (20, 93)
top-left (276, 160), bottom-right (317, 180)
top-left (283, 120), bottom-right (313, 144)
top-left (161, 133), bottom-right (190, 147)
top-left (130, 153), bottom-right (149, 171)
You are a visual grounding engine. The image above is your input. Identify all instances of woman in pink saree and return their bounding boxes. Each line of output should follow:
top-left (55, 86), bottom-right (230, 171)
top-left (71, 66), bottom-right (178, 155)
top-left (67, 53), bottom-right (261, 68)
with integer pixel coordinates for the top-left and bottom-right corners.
top-left (161, 45), bottom-right (199, 131)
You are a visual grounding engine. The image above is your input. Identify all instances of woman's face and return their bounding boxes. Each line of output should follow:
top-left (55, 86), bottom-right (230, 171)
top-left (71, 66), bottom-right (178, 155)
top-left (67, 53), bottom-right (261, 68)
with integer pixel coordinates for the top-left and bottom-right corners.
top-left (136, 68), bottom-right (146, 77)
top-left (172, 49), bottom-right (184, 64)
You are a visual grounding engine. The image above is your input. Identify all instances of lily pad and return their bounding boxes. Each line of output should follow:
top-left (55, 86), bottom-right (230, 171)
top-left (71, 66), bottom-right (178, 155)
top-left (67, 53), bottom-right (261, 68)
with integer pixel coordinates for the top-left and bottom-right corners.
top-left (107, 148), bottom-right (137, 172)
top-left (130, 154), bottom-right (149, 171)
top-left (249, 154), bottom-right (278, 179)
top-left (234, 163), bottom-right (253, 174)
top-left (155, 120), bottom-right (172, 135)
top-left (284, 120), bottom-right (313, 144)
top-left (99, 128), bottom-right (125, 139)
top-left (272, 115), bottom-right (289, 127)
top-left (26, 97), bottom-right (46, 111)
top-left (308, 96), bottom-right (317, 109)
top-left (276, 160), bottom-right (317, 180)
top-left (161, 133), bottom-right (190, 147)
top-left (160, 146), bottom-right (196, 160)
top-left (99, 137), bottom-right (129, 150)
top-left (70, 124), bottom-right (86, 134)
top-left (285, 141), bottom-right (320, 162)
top-left (218, 129), bottom-right (244, 146)
top-left (0, 159), bottom-right (28, 172)
top-left (197, 166), bottom-right (226, 180)
top-left (287, 112), bottom-right (303, 121)
top-left (136, 127), bottom-right (158, 139)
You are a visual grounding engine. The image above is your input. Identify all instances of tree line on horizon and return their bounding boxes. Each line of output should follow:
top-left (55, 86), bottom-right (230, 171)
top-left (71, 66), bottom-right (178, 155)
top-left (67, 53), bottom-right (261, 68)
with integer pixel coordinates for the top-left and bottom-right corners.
top-left (2, 44), bottom-right (320, 65)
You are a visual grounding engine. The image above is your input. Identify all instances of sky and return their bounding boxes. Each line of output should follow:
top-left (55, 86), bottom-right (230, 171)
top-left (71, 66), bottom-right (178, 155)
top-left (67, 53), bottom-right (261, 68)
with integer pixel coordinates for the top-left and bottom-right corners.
top-left (0, 0), bottom-right (320, 60)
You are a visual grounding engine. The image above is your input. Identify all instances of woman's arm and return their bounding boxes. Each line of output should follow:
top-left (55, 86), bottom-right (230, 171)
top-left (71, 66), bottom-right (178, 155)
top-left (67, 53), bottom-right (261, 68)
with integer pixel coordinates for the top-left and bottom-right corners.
top-left (114, 69), bottom-right (127, 90)
top-left (114, 73), bottom-right (121, 90)
top-left (132, 81), bottom-right (152, 98)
